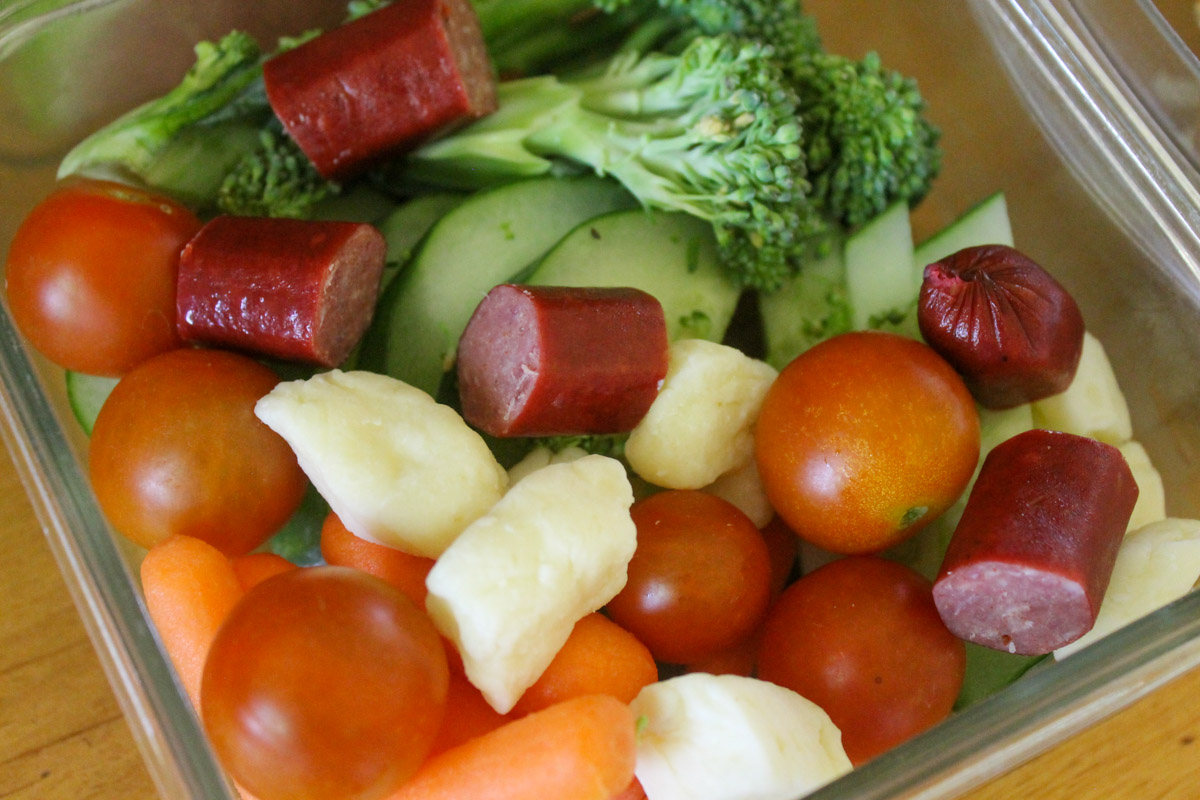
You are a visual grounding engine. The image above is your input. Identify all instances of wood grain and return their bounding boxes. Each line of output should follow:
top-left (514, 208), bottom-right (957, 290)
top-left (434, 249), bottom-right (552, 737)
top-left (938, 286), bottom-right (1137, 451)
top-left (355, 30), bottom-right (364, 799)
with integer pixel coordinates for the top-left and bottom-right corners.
top-left (1, 2), bottom-right (1198, 799)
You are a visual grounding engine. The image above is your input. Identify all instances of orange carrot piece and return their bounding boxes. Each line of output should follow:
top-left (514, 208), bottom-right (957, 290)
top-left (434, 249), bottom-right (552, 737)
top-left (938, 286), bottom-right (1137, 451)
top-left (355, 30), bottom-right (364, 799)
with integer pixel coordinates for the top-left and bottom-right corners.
top-left (428, 670), bottom-right (510, 757)
top-left (511, 613), bottom-right (657, 717)
top-left (229, 551), bottom-right (297, 591)
top-left (387, 695), bottom-right (636, 800)
top-left (610, 777), bottom-right (647, 800)
top-left (320, 511), bottom-right (435, 608)
top-left (140, 534), bottom-right (244, 708)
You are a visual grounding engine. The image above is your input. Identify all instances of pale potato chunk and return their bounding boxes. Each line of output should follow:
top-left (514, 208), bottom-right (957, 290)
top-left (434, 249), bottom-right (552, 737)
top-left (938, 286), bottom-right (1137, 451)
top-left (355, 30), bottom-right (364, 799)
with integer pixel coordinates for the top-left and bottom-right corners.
top-left (1117, 441), bottom-right (1166, 531)
top-left (1032, 331), bottom-right (1131, 445)
top-left (425, 455), bottom-right (636, 713)
top-left (1055, 518), bottom-right (1200, 659)
top-left (255, 370), bottom-right (506, 558)
top-left (626, 339), bottom-right (777, 489)
top-left (631, 673), bottom-right (851, 800)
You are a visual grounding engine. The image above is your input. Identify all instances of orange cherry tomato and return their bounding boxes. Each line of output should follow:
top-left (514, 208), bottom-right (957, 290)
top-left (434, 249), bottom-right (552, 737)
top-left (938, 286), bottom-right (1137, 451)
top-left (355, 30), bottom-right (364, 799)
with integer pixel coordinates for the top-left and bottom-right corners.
top-left (605, 490), bottom-right (772, 664)
top-left (88, 348), bottom-right (306, 554)
top-left (757, 556), bottom-right (965, 765)
top-left (754, 331), bottom-right (979, 554)
top-left (4, 178), bottom-right (200, 375)
top-left (201, 567), bottom-right (449, 800)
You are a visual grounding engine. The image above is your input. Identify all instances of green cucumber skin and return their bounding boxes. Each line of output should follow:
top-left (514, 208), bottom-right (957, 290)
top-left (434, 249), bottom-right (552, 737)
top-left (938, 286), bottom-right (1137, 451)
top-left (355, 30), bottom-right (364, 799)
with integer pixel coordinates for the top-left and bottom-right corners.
top-left (759, 247), bottom-right (851, 370)
top-left (374, 193), bottom-right (466, 295)
top-left (844, 201), bottom-right (916, 333)
top-left (912, 191), bottom-right (1013, 278)
top-left (357, 176), bottom-right (636, 397)
top-left (525, 210), bottom-right (741, 344)
top-left (65, 371), bottom-right (119, 435)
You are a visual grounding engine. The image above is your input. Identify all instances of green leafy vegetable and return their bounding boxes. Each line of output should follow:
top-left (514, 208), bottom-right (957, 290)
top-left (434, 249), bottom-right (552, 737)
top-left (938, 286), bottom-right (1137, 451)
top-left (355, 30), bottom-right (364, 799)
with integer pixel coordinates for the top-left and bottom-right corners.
top-left (397, 35), bottom-right (819, 291)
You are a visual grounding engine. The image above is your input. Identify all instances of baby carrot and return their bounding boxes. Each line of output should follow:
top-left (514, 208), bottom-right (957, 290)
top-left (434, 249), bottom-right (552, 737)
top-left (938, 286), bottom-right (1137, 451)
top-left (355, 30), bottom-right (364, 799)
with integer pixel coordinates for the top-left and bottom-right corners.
top-left (387, 694), bottom-right (636, 800)
top-left (140, 534), bottom-right (244, 708)
top-left (427, 670), bottom-right (509, 757)
top-left (610, 777), bottom-right (648, 800)
top-left (511, 613), bottom-right (658, 717)
top-left (229, 551), bottom-right (297, 591)
top-left (320, 511), bottom-right (435, 608)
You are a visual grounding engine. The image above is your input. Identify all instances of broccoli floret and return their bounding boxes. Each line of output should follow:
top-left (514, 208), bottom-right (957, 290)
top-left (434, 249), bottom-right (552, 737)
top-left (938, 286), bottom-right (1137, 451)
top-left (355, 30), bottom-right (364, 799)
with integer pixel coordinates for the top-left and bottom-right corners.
top-left (540, 434), bottom-right (628, 459)
top-left (790, 51), bottom-right (941, 229)
top-left (58, 31), bottom-right (271, 203)
top-left (602, 0), bottom-right (822, 63)
top-left (398, 35), bottom-right (821, 291)
top-left (217, 126), bottom-right (341, 218)
top-left (473, 0), bottom-right (656, 77)
top-left (472, 0), bottom-right (822, 79)
top-left (55, 18), bottom-right (347, 217)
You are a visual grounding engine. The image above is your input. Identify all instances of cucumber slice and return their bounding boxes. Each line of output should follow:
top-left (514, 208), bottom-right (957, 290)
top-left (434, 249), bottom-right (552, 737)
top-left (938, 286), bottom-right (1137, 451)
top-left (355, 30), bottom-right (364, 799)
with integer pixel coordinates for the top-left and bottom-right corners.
top-left (524, 210), bottom-right (741, 343)
top-left (758, 247), bottom-right (851, 370)
top-left (65, 371), bottom-right (119, 435)
top-left (912, 191), bottom-right (1013, 279)
top-left (844, 201), bottom-right (916, 333)
top-left (374, 192), bottom-right (465, 294)
top-left (358, 176), bottom-right (636, 396)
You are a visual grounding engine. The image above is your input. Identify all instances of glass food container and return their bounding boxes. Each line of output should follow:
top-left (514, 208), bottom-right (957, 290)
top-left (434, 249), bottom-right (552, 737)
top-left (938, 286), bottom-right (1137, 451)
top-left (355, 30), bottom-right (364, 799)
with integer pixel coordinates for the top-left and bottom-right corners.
top-left (2, 1), bottom-right (1199, 798)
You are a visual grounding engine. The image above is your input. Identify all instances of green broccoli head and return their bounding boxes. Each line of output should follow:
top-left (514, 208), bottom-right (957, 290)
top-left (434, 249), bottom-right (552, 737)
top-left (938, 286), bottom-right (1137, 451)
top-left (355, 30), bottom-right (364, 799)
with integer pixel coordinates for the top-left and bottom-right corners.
top-left (539, 35), bottom-right (824, 291)
top-left (217, 127), bottom-right (341, 218)
top-left (791, 51), bottom-right (942, 229)
top-left (57, 30), bottom-right (269, 194)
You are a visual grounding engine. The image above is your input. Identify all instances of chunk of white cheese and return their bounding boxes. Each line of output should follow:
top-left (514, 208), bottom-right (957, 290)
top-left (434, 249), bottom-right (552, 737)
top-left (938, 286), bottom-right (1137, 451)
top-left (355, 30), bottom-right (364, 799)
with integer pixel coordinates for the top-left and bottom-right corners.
top-left (626, 339), bottom-right (777, 490)
top-left (702, 459), bottom-right (774, 529)
top-left (1116, 440), bottom-right (1166, 531)
top-left (425, 455), bottom-right (636, 713)
top-left (631, 673), bottom-right (851, 800)
top-left (1055, 518), bottom-right (1200, 659)
top-left (1032, 331), bottom-right (1131, 445)
top-left (255, 370), bottom-right (506, 558)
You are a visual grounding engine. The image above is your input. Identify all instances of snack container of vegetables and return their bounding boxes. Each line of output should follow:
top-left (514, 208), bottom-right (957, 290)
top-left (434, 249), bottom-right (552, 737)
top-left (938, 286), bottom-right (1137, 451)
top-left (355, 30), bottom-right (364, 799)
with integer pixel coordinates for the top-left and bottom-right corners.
top-left (3, 1), bottom-right (1200, 799)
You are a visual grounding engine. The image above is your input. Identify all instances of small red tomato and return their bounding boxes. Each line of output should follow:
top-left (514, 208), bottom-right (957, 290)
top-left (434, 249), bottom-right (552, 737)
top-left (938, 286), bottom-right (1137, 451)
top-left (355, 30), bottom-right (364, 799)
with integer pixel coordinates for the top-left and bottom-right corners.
top-left (757, 556), bottom-right (965, 765)
top-left (88, 348), bottom-right (306, 554)
top-left (202, 567), bottom-right (449, 800)
top-left (605, 490), bottom-right (772, 664)
top-left (755, 331), bottom-right (980, 554)
top-left (4, 178), bottom-right (200, 375)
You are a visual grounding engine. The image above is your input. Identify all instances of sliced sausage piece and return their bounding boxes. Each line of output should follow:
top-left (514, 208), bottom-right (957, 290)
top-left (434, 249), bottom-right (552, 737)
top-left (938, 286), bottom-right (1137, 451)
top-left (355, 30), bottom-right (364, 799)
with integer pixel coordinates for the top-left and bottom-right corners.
top-left (177, 216), bottom-right (386, 367)
top-left (456, 285), bottom-right (669, 438)
top-left (263, 0), bottom-right (497, 181)
top-left (932, 429), bottom-right (1138, 655)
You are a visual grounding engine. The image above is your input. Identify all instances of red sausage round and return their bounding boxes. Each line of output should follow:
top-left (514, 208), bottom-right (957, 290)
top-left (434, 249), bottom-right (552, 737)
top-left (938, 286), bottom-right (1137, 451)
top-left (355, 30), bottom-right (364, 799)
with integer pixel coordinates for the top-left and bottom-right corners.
top-left (177, 216), bottom-right (386, 367)
top-left (932, 429), bottom-right (1138, 655)
top-left (456, 284), bottom-right (669, 438)
top-left (263, 0), bottom-right (497, 181)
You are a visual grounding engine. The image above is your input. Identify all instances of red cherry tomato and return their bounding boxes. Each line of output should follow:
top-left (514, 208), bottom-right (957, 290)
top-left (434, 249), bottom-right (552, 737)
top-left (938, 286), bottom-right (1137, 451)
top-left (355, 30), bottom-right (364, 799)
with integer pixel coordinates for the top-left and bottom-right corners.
top-left (756, 556), bottom-right (965, 765)
top-left (605, 490), bottom-right (772, 664)
top-left (88, 348), bottom-right (306, 555)
top-left (755, 331), bottom-right (979, 554)
top-left (4, 178), bottom-right (200, 375)
top-left (202, 567), bottom-right (449, 800)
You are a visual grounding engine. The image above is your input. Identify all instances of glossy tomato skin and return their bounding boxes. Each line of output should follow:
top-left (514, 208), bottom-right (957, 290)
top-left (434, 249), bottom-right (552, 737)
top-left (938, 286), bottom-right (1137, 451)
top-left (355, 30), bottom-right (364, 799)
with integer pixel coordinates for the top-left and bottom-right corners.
top-left (756, 556), bottom-right (965, 765)
top-left (4, 178), bottom-right (200, 375)
top-left (88, 348), bottom-right (306, 554)
top-left (202, 567), bottom-right (449, 800)
top-left (605, 490), bottom-right (772, 664)
top-left (755, 331), bottom-right (979, 554)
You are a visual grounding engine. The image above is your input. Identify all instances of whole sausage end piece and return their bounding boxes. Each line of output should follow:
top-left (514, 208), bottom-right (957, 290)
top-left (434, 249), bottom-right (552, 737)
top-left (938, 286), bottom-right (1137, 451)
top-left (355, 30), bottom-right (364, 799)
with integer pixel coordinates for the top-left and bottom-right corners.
top-left (456, 285), bottom-right (669, 437)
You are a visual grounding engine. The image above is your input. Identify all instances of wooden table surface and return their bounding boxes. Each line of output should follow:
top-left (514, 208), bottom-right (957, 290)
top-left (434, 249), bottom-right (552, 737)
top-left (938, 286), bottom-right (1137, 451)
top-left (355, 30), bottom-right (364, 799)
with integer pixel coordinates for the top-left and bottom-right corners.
top-left (3, 2), bottom-right (1200, 799)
